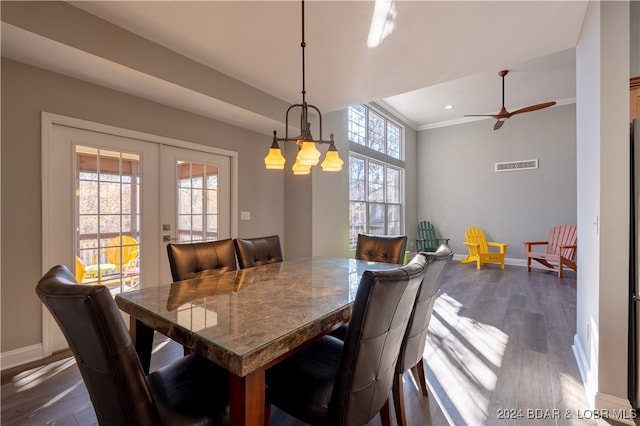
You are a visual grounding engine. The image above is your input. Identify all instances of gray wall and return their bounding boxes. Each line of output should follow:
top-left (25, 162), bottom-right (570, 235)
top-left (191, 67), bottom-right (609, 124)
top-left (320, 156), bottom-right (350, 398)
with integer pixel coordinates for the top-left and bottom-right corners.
top-left (417, 103), bottom-right (577, 260)
top-left (0, 58), bottom-right (285, 353)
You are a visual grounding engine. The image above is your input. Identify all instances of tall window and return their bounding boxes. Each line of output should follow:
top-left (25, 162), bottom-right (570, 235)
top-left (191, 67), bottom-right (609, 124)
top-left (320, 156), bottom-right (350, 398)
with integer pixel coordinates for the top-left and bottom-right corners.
top-left (348, 105), bottom-right (404, 247)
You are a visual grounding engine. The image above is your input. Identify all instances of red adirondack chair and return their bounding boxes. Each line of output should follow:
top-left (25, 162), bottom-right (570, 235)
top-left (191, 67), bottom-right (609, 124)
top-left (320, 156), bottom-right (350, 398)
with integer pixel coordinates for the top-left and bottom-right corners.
top-left (524, 224), bottom-right (577, 278)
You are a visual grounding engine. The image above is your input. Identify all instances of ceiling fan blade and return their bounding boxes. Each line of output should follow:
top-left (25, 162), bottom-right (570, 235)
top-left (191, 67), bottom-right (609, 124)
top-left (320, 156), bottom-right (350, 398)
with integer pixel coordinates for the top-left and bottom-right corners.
top-left (464, 114), bottom-right (501, 118)
top-left (493, 120), bottom-right (505, 130)
top-left (510, 101), bottom-right (556, 115)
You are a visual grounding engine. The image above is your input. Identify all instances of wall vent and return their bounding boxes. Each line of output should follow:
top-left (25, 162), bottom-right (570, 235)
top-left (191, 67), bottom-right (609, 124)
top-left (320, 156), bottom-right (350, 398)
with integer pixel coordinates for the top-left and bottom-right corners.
top-left (495, 159), bottom-right (538, 172)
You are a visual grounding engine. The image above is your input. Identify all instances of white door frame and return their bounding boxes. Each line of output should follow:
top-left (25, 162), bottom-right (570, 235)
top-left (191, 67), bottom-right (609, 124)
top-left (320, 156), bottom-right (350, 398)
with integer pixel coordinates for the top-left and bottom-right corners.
top-left (41, 111), bottom-right (238, 357)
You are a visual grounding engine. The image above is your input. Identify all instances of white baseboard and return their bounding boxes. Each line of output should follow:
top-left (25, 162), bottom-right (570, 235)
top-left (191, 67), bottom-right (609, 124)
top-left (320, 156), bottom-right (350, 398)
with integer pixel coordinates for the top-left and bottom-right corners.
top-left (573, 334), bottom-right (597, 401)
top-left (594, 392), bottom-right (636, 425)
top-left (451, 253), bottom-right (526, 267)
top-left (573, 334), bottom-right (636, 425)
top-left (1, 344), bottom-right (44, 371)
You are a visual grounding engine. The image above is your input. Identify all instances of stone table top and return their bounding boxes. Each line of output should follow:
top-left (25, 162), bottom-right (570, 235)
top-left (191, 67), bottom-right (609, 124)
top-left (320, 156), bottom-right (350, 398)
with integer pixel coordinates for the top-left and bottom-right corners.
top-left (116, 256), bottom-right (397, 377)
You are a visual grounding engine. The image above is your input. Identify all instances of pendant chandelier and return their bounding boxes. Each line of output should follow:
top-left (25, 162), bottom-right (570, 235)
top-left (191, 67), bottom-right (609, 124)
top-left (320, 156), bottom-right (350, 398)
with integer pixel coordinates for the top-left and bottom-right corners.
top-left (264, 0), bottom-right (344, 175)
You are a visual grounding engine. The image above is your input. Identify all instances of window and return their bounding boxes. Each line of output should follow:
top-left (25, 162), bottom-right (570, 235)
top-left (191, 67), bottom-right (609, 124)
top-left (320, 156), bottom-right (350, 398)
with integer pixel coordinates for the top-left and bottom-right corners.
top-left (348, 105), bottom-right (404, 247)
top-left (348, 104), bottom-right (402, 159)
top-left (349, 155), bottom-right (403, 245)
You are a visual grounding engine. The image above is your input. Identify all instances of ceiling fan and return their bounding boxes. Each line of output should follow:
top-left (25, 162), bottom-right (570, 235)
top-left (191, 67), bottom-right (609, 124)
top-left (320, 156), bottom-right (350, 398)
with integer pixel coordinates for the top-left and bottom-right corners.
top-left (465, 69), bottom-right (556, 130)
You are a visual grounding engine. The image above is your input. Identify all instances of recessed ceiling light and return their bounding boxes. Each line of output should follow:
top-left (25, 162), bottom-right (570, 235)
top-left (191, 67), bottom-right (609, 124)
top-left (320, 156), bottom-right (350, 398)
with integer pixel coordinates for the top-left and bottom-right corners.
top-left (445, 104), bottom-right (453, 110)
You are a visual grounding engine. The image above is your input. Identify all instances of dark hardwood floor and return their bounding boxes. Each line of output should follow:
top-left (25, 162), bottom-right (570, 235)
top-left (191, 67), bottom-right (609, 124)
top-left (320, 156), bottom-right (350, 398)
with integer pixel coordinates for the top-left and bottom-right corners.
top-left (0, 262), bottom-right (617, 425)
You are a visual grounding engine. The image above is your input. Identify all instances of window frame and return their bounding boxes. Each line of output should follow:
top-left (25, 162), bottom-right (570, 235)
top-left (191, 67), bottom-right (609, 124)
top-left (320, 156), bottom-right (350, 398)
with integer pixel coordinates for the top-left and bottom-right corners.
top-left (348, 104), bottom-right (404, 160)
top-left (348, 104), bottom-right (406, 248)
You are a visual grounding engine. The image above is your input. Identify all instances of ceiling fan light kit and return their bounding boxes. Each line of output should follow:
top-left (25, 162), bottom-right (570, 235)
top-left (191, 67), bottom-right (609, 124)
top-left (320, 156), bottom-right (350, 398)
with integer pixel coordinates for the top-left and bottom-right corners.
top-left (465, 69), bottom-right (556, 130)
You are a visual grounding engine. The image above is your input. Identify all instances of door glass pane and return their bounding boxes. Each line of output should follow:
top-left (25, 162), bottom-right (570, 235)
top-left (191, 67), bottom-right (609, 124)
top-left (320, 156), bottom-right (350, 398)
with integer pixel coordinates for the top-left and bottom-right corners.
top-left (177, 160), bottom-right (219, 242)
top-left (75, 145), bottom-right (140, 293)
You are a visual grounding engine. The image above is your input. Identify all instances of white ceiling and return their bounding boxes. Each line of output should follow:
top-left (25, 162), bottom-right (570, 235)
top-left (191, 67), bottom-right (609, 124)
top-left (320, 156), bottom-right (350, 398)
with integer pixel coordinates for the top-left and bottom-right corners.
top-left (3, 1), bottom-right (590, 131)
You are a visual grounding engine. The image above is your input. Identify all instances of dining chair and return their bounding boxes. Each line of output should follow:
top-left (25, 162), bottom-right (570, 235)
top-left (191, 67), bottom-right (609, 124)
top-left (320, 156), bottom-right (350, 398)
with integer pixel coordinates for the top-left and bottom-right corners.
top-left (355, 233), bottom-right (408, 265)
top-left (393, 246), bottom-right (453, 426)
top-left (264, 254), bottom-right (427, 426)
top-left (233, 235), bottom-right (283, 269)
top-left (167, 239), bottom-right (237, 282)
top-left (329, 233), bottom-right (409, 340)
top-left (35, 265), bottom-right (229, 426)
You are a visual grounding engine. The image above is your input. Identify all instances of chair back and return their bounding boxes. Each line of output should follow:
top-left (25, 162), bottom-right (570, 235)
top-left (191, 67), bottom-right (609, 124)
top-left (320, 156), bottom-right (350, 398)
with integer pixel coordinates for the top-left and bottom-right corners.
top-left (465, 227), bottom-right (489, 253)
top-left (330, 254), bottom-right (426, 425)
top-left (234, 235), bottom-right (283, 269)
top-left (106, 235), bottom-right (139, 270)
top-left (416, 221), bottom-right (437, 252)
top-left (35, 265), bottom-right (159, 426)
top-left (547, 224), bottom-right (577, 259)
top-left (75, 256), bottom-right (86, 283)
top-left (355, 234), bottom-right (408, 264)
top-left (396, 247), bottom-right (453, 374)
top-left (167, 239), bottom-right (237, 281)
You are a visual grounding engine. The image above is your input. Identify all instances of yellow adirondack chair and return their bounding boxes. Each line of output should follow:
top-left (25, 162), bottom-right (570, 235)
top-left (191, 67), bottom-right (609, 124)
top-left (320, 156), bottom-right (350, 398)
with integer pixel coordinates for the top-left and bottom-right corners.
top-left (105, 235), bottom-right (139, 272)
top-left (461, 226), bottom-right (508, 269)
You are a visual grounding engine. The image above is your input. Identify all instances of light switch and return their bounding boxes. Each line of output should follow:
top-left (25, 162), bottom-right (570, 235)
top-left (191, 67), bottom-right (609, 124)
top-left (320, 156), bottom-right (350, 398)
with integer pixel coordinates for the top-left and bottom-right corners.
top-left (241, 211), bottom-right (251, 221)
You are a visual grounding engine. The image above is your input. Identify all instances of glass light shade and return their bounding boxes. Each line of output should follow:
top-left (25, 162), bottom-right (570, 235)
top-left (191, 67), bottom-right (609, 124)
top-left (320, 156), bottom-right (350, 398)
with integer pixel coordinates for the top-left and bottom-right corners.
top-left (321, 149), bottom-right (344, 171)
top-left (292, 159), bottom-right (311, 175)
top-left (264, 145), bottom-right (286, 169)
top-left (296, 141), bottom-right (321, 166)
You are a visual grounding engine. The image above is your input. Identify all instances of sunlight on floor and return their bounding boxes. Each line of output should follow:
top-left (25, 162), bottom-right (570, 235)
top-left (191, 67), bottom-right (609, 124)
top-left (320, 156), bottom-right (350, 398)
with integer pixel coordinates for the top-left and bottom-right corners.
top-left (13, 358), bottom-right (77, 392)
top-left (424, 292), bottom-right (509, 425)
top-left (558, 372), bottom-right (589, 412)
top-left (41, 381), bottom-right (83, 409)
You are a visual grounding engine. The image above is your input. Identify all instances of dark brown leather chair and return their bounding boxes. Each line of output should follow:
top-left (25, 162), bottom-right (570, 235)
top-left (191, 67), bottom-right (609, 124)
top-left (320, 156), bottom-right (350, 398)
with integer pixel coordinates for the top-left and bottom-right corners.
top-left (35, 265), bottom-right (228, 426)
top-left (264, 254), bottom-right (427, 426)
top-left (355, 233), bottom-right (408, 265)
top-left (329, 233), bottom-right (409, 340)
top-left (167, 239), bottom-right (237, 282)
top-left (393, 245), bottom-right (453, 426)
top-left (233, 235), bottom-right (283, 269)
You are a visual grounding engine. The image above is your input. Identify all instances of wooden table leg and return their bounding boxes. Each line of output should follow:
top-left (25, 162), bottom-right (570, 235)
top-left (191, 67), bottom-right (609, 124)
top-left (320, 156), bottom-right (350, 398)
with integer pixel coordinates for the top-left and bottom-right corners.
top-left (129, 317), bottom-right (154, 375)
top-left (229, 369), bottom-right (265, 426)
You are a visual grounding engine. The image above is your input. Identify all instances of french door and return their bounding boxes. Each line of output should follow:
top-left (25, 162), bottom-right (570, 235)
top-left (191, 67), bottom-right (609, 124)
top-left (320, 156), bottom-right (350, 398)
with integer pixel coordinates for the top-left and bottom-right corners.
top-left (42, 114), bottom-right (234, 354)
top-left (159, 145), bottom-right (231, 283)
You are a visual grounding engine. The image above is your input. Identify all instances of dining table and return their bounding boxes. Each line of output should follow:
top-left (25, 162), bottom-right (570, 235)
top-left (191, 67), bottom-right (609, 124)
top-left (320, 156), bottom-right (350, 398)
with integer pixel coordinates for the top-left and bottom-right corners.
top-left (115, 256), bottom-right (399, 426)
